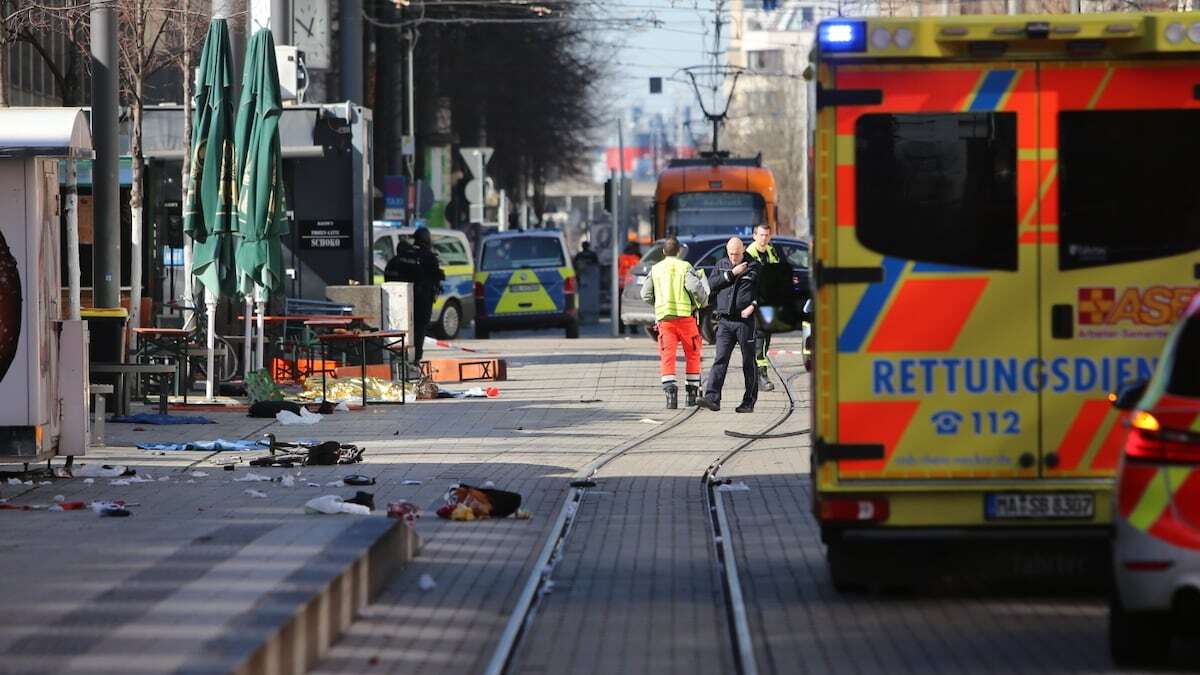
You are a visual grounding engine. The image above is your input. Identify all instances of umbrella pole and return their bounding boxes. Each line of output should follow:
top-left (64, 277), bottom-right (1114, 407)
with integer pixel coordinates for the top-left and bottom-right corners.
top-left (243, 295), bottom-right (253, 378)
top-left (255, 286), bottom-right (265, 371)
top-left (205, 290), bottom-right (217, 401)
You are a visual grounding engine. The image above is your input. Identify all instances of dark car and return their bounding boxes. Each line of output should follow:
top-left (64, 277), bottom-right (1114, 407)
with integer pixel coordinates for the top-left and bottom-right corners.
top-left (620, 235), bottom-right (811, 344)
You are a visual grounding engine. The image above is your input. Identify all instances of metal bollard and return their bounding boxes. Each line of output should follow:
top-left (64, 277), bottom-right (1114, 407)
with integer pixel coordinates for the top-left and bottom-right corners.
top-left (91, 394), bottom-right (106, 447)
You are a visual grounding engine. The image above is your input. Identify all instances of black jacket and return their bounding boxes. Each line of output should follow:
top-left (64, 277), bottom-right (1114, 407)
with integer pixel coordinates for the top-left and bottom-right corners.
top-left (707, 257), bottom-right (760, 320)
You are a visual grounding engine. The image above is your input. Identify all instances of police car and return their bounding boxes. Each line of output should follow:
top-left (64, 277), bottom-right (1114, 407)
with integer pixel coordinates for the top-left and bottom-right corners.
top-left (372, 224), bottom-right (475, 339)
top-left (473, 231), bottom-right (579, 339)
top-left (1109, 294), bottom-right (1200, 666)
top-left (620, 235), bottom-right (810, 343)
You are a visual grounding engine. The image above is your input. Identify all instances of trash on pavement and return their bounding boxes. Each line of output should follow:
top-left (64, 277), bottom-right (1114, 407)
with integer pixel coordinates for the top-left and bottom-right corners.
top-left (457, 386), bottom-right (501, 399)
top-left (275, 407), bottom-right (324, 425)
top-left (234, 472), bottom-right (273, 483)
top-left (108, 413), bottom-right (215, 425)
top-left (136, 439), bottom-right (265, 452)
top-left (248, 399), bottom-right (301, 418)
top-left (244, 489), bottom-right (268, 499)
top-left (83, 478), bottom-right (94, 484)
top-left (345, 491), bottom-right (375, 511)
top-left (515, 508), bottom-right (532, 520)
top-left (418, 573), bottom-right (437, 591)
top-left (387, 501), bottom-right (420, 522)
top-left (335, 401), bottom-right (352, 413)
top-left (109, 479), bottom-right (131, 486)
top-left (639, 418), bottom-right (662, 425)
top-left (716, 481), bottom-right (751, 493)
top-left (304, 494), bottom-right (371, 515)
top-left (90, 501), bottom-right (131, 517)
top-left (78, 464), bottom-right (133, 478)
top-left (280, 475), bottom-right (296, 488)
top-left (401, 479), bottom-right (422, 486)
top-left (190, 471), bottom-right (208, 478)
top-left (436, 484), bottom-right (522, 520)
top-left (343, 474), bottom-right (376, 486)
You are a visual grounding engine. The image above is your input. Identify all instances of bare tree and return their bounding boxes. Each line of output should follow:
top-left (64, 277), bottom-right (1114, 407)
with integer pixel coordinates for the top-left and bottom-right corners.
top-left (726, 72), bottom-right (809, 237)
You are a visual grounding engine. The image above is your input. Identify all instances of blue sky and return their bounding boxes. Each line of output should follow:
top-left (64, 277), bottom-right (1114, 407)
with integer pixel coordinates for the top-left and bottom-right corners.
top-left (593, 1), bottom-right (727, 117)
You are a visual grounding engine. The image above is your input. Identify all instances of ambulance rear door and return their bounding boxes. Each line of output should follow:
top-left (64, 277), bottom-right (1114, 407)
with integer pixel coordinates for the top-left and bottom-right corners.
top-left (828, 63), bottom-right (1042, 482)
top-left (1038, 60), bottom-right (1200, 480)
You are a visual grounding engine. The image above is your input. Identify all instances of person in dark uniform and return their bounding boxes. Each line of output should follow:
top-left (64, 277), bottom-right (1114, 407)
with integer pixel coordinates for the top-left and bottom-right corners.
top-left (697, 237), bottom-right (761, 413)
top-left (385, 227), bottom-right (445, 364)
top-left (745, 223), bottom-right (788, 392)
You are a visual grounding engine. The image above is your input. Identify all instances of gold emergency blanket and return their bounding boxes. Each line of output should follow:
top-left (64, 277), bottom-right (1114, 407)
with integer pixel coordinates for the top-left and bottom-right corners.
top-left (300, 374), bottom-right (410, 402)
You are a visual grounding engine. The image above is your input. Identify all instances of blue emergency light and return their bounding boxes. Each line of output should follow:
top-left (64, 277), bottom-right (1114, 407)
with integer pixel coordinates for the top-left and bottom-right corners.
top-left (818, 20), bottom-right (867, 53)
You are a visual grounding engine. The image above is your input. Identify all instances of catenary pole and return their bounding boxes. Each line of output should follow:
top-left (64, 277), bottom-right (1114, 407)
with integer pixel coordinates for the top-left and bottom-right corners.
top-left (271, 0), bottom-right (290, 43)
top-left (611, 119), bottom-right (625, 337)
top-left (91, 0), bottom-right (120, 309)
top-left (339, 0), bottom-right (363, 102)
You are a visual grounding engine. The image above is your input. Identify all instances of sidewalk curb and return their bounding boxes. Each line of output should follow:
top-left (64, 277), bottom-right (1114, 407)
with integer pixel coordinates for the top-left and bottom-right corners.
top-left (193, 518), bottom-right (421, 675)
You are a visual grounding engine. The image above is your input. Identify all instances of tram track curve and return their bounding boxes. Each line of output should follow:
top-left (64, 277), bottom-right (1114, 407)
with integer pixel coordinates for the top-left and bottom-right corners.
top-left (485, 357), bottom-right (806, 675)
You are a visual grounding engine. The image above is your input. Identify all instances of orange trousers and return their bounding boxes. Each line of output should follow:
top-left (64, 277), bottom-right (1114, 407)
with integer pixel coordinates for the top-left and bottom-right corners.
top-left (657, 316), bottom-right (702, 389)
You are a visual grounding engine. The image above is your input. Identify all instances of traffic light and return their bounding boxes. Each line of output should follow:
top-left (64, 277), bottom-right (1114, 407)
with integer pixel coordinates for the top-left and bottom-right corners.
top-left (603, 178), bottom-right (613, 213)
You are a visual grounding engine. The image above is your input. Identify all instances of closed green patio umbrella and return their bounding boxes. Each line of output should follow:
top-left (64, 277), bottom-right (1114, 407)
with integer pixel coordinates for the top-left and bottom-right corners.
top-left (233, 28), bottom-right (289, 372)
top-left (183, 18), bottom-right (236, 400)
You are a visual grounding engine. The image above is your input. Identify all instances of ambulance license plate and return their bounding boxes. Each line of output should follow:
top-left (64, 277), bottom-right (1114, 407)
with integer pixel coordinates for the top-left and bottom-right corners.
top-left (509, 283), bottom-right (540, 293)
top-left (985, 493), bottom-right (1094, 520)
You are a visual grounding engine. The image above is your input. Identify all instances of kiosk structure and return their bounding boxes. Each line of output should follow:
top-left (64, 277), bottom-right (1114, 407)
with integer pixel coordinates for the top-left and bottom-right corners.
top-left (0, 108), bottom-right (92, 462)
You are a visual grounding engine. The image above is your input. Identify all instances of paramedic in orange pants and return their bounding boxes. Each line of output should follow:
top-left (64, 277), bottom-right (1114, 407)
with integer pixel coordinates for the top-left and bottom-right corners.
top-left (639, 236), bottom-right (705, 408)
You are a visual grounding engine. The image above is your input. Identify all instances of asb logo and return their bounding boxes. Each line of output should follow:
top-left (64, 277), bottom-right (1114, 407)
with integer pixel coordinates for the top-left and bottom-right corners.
top-left (1077, 286), bottom-right (1197, 327)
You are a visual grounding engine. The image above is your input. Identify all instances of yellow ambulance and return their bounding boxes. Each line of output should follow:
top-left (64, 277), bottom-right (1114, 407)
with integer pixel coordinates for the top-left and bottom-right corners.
top-left (808, 12), bottom-right (1200, 586)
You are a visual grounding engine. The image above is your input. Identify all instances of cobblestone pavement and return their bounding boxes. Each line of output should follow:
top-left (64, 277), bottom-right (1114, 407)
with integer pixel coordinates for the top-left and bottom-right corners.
top-left (7, 322), bottom-right (1200, 674)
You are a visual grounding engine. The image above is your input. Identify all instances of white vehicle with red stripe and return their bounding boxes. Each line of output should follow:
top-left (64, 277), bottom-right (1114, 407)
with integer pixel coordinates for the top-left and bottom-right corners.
top-left (1110, 294), bottom-right (1200, 666)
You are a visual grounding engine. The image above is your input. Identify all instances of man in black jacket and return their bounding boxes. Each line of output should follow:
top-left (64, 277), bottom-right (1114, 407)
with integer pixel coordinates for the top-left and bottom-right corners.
top-left (697, 237), bottom-right (761, 413)
top-left (385, 227), bottom-right (445, 364)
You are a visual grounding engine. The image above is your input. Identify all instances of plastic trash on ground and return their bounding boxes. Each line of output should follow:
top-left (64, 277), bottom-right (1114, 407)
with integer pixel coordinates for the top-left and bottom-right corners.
top-left (78, 464), bottom-right (130, 478)
top-left (716, 481), bottom-right (752, 492)
top-left (276, 407), bottom-right (323, 425)
top-left (418, 573), bottom-right (437, 591)
top-left (387, 501), bottom-right (420, 522)
top-left (435, 483), bottom-right (522, 520)
top-left (244, 489), bottom-right (268, 499)
top-left (234, 472), bottom-right (274, 483)
top-left (304, 494), bottom-right (370, 515)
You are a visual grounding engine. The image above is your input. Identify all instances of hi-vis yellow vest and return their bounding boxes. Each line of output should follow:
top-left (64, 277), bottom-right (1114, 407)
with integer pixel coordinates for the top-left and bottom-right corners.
top-left (649, 256), bottom-right (697, 320)
top-left (746, 242), bottom-right (779, 264)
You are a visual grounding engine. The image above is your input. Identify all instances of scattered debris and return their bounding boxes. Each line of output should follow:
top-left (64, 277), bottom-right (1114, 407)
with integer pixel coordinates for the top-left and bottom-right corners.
top-left (304, 495), bottom-right (370, 515)
top-left (109, 479), bottom-right (131, 486)
top-left (244, 489), bottom-right (268, 499)
top-left (275, 407), bottom-right (323, 425)
top-left (78, 464), bottom-right (133, 478)
top-left (639, 418), bottom-right (662, 425)
top-left (109, 413), bottom-right (215, 425)
top-left (343, 474), bottom-right (376, 486)
top-left (190, 471), bottom-right (209, 478)
top-left (418, 574), bottom-right (437, 591)
top-left (515, 508), bottom-right (532, 520)
top-left (83, 478), bottom-right (94, 485)
top-left (136, 440), bottom-right (264, 452)
top-left (233, 472), bottom-right (273, 483)
top-left (401, 479), bottom-right (422, 486)
top-left (90, 501), bottom-right (131, 517)
top-left (387, 501), bottom-right (420, 522)
top-left (436, 484), bottom-right (522, 520)
top-left (345, 491), bottom-right (375, 511)
top-left (53, 494), bottom-right (65, 503)
top-left (716, 481), bottom-right (751, 493)
top-left (280, 475), bottom-right (296, 488)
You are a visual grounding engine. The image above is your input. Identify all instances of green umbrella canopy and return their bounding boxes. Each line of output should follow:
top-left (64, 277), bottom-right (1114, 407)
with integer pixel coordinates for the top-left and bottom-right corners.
top-left (184, 18), bottom-right (238, 299)
top-left (234, 29), bottom-right (289, 298)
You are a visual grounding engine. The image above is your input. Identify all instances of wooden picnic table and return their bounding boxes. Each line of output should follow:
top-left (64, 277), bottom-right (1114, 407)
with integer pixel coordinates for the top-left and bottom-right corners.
top-left (131, 327), bottom-right (194, 403)
top-left (90, 363), bottom-right (177, 416)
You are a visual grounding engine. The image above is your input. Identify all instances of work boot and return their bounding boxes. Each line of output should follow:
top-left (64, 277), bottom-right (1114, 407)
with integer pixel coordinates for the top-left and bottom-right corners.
top-left (759, 367), bottom-right (775, 392)
top-left (697, 397), bottom-right (720, 412)
top-left (665, 385), bottom-right (678, 409)
top-left (685, 385), bottom-right (700, 407)
top-left (736, 402), bottom-right (755, 413)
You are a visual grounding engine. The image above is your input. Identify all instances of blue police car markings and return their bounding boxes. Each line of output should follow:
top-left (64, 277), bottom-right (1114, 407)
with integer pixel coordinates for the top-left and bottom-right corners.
top-left (870, 355), bottom-right (1157, 396)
